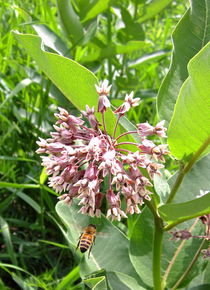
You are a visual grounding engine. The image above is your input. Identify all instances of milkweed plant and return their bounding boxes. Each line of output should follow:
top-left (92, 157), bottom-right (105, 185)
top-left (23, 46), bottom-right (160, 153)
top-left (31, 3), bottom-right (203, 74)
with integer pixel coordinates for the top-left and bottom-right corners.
top-left (36, 78), bottom-right (210, 289)
top-left (13, 2), bottom-right (210, 289)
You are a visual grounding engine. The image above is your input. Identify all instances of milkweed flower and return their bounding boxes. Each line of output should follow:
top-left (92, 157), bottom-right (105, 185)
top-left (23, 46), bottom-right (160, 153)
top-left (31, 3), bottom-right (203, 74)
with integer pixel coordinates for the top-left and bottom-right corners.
top-left (36, 80), bottom-right (169, 220)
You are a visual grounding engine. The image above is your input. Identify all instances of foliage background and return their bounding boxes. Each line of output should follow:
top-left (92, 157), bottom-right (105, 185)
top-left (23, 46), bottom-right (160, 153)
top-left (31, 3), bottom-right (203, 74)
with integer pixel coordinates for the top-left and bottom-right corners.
top-left (2, 1), bottom-right (209, 289)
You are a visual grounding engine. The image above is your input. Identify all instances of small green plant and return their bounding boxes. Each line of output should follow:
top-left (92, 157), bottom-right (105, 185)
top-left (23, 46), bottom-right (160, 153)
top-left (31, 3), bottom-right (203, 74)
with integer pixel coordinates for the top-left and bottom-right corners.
top-left (1, 0), bottom-right (210, 289)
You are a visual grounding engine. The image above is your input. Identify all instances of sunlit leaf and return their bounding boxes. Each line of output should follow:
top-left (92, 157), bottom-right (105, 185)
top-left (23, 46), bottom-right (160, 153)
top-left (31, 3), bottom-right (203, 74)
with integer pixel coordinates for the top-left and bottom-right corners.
top-left (137, 0), bottom-right (173, 23)
top-left (129, 207), bottom-right (154, 288)
top-left (159, 193), bottom-right (210, 226)
top-left (167, 42), bottom-right (210, 160)
top-left (158, 0), bottom-right (210, 124)
top-left (57, 0), bottom-right (84, 44)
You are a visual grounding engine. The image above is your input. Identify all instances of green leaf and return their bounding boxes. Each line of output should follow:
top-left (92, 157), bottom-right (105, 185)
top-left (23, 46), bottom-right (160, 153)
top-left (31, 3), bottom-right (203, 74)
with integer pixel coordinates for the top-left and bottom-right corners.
top-left (167, 42), bottom-right (210, 160)
top-left (170, 154), bottom-right (210, 203)
top-left (82, 41), bottom-right (149, 62)
top-left (159, 192), bottom-right (210, 226)
top-left (16, 191), bottom-right (41, 214)
top-left (137, 0), bottom-right (173, 24)
top-left (55, 201), bottom-right (142, 285)
top-left (57, 0), bottom-right (84, 44)
top-left (158, 0), bottom-right (210, 124)
top-left (81, 0), bottom-right (110, 23)
top-left (107, 271), bottom-right (145, 290)
top-left (0, 182), bottom-right (39, 189)
top-left (38, 240), bottom-right (69, 249)
top-left (84, 276), bottom-right (107, 290)
top-left (39, 168), bottom-right (48, 185)
top-left (187, 263), bottom-right (210, 289)
top-left (154, 173), bottom-right (170, 204)
top-left (190, 286), bottom-right (210, 290)
top-left (14, 32), bottom-right (121, 136)
top-left (0, 263), bottom-right (45, 289)
top-left (162, 221), bottom-right (208, 288)
top-left (0, 78), bottom-right (33, 110)
top-left (129, 207), bottom-right (154, 288)
top-left (128, 49), bottom-right (170, 68)
top-left (56, 265), bottom-right (80, 290)
top-left (33, 24), bottom-right (69, 56)
top-left (14, 32), bottom-right (97, 109)
top-left (0, 217), bottom-right (17, 266)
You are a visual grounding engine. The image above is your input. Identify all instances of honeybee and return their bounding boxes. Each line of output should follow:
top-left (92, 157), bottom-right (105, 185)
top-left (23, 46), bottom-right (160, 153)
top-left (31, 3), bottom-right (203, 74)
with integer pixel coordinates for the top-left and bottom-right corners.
top-left (76, 224), bottom-right (96, 257)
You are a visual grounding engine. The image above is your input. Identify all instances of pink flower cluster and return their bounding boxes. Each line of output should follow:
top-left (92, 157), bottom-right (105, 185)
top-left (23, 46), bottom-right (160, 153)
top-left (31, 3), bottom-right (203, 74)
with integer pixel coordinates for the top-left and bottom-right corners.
top-left (36, 80), bottom-right (169, 221)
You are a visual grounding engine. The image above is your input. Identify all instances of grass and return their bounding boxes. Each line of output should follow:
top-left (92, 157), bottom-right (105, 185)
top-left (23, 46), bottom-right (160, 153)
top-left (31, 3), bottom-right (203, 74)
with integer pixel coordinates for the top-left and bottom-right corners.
top-left (0, 0), bottom-right (187, 288)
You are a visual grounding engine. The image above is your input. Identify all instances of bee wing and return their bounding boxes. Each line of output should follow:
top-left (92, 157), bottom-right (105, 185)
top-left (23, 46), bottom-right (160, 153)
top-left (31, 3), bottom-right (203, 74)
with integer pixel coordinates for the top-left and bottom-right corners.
top-left (96, 231), bottom-right (108, 238)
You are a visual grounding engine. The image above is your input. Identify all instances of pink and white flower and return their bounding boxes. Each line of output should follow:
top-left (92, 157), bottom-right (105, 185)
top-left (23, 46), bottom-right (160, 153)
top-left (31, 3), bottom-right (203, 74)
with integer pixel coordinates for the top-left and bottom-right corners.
top-left (36, 80), bottom-right (169, 220)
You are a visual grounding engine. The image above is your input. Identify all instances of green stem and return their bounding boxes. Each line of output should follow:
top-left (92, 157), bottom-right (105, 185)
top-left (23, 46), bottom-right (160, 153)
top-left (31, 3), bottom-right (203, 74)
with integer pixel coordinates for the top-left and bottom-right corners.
top-left (145, 200), bottom-right (164, 290)
top-left (153, 218), bottom-right (164, 290)
top-left (171, 239), bottom-right (207, 290)
top-left (166, 135), bottom-right (210, 204)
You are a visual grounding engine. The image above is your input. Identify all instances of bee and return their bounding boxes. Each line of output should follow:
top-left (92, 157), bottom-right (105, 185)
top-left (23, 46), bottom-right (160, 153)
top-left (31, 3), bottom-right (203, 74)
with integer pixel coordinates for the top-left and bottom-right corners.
top-left (76, 224), bottom-right (96, 257)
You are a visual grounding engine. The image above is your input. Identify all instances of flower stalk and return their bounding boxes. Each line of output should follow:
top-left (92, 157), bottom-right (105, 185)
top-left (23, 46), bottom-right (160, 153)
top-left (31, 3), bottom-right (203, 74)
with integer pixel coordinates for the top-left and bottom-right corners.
top-left (153, 217), bottom-right (164, 290)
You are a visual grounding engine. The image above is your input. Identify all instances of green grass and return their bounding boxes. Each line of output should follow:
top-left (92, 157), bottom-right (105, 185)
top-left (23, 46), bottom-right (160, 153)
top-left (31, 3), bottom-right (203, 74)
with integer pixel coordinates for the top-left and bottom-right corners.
top-left (0, 0), bottom-right (187, 288)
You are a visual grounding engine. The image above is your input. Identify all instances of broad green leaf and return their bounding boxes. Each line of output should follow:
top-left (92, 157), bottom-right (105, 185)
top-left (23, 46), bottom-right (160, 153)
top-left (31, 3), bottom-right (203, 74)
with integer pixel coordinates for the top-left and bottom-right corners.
top-left (129, 207), bottom-right (154, 288)
top-left (14, 32), bottom-right (122, 136)
top-left (170, 154), bottom-right (210, 203)
top-left (84, 276), bottom-right (107, 290)
top-left (162, 221), bottom-right (208, 288)
top-left (57, 0), bottom-right (84, 45)
top-left (187, 263), bottom-right (210, 289)
top-left (81, 0), bottom-right (110, 23)
top-left (107, 271), bottom-right (145, 290)
top-left (55, 201), bottom-right (142, 285)
top-left (33, 24), bottom-right (69, 56)
top-left (14, 32), bottom-right (97, 109)
top-left (158, 0), bottom-right (210, 124)
top-left (137, 0), bottom-right (173, 24)
top-left (167, 42), bottom-right (210, 160)
top-left (159, 192), bottom-right (210, 226)
top-left (154, 173), bottom-right (170, 204)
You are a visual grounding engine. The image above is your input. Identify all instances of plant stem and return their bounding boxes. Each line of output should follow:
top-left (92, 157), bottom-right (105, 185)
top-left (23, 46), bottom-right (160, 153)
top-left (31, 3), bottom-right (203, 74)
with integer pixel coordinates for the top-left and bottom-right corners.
top-left (153, 218), bottom-right (164, 290)
top-left (102, 112), bottom-right (107, 135)
top-left (171, 239), bottom-right (206, 290)
top-left (166, 135), bottom-right (210, 204)
top-left (112, 115), bottom-right (121, 139)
